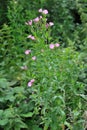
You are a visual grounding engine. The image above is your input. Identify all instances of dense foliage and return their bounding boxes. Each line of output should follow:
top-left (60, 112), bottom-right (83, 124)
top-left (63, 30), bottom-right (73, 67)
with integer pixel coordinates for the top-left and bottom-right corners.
top-left (0, 0), bottom-right (87, 130)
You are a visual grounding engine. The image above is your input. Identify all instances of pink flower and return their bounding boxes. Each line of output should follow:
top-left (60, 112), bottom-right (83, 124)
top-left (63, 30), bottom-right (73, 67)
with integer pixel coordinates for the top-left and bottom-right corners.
top-left (49, 44), bottom-right (55, 49)
top-left (28, 81), bottom-right (32, 87)
top-left (21, 65), bottom-right (27, 70)
top-left (39, 16), bottom-right (42, 19)
top-left (38, 8), bottom-right (43, 13)
top-left (28, 79), bottom-right (35, 87)
top-left (33, 17), bottom-right (39, 22)
top-left (27, 35), bottom-right (35, 40)
top-left (42, 9), bottom-right (48, 14)
top-left (25, 50), bottom-right (31, 55)
top-left (28, 20), bottom-right (32, 25)
top-left (25, 20), bottom-right (32, 25)
top-left (46, 23), bottom-right (49, 28)
top-left (31, 36), bottom-right (35, 40)
top-left (55, 43), bottom-right (60, 47)
top-left (27, 35), bottom-right (32, 38)
top-left (31, 79), bottom-right (35, 83)
top-left (49, 22), bottom-right (54, 26)
top-left (32, 56), bottom-right (36, 60)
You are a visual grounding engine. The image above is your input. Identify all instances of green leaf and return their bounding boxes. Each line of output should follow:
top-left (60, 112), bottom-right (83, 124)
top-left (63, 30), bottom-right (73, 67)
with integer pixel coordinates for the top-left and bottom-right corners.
top-left (64, 121), bottom-right (72, 129)
top-left (3, 109), bottom-right (12, 118)
top-left (0, 97), bottom-right (4, 102)
top-left (0, 78), bottom-right (9, 88)
top-left (5, 95), bottom-right (15, 102)
top-left (0, 110), bottom-right (3, 117)
top-left (9, 80), bottom-right (18, 87)
top-left (13, 87), bottom-right (24, 93)
top-left (21, 112), bottom-right (33, 117)
top-left (15, 118), bottom-right (28, 129)
top-left (0, 119), bottom-right (8, 126)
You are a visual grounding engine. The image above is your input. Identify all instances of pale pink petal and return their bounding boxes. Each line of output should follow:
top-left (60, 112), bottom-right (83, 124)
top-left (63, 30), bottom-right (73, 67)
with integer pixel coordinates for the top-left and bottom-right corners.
top-left (46, 23), bottom-right (49, 28)
top-left (27, 35), bottom-right (32, 38)
top-left (31, 36), bottom-right (35, 40)
top-left (30, 79), bottom-right (35, 83)
top-left (27, 35), bottom-right (35, 40)
top-left (32, 56), bottom-right (36, 60)
top-left (38, 8), bottom-right (43, 12)
top-left (42, 9), bottom-right (48, 14)
top-left (39, 16), bottom-right (42, 19)
top-left (25, 50), bottom-right (31, 55)
top-left (55, 43), bottom-right (60, 47)
top-left (28, 81), bottom-right (32, 87)
top-left (21, 66), bottom-right (27, 70)
top-left (49, 44), bottom-right (55, 49)
top-left (49, 22), bottom-right (54, 26)
top-left (28, 20), bottom-right (32, 25)
top-left (33, 17), bottom-right (39, 22)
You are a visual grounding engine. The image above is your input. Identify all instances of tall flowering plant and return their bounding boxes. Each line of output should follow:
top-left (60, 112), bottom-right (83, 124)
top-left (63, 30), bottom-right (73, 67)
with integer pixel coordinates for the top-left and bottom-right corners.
top-left (24, 9), bottom-right (60, 88)
top-left (19, 9), bottom-right (85, 130)
top-left (25, 9), bottom-right (54, 46)
top-left (0, 2), bottom-right (85, 130)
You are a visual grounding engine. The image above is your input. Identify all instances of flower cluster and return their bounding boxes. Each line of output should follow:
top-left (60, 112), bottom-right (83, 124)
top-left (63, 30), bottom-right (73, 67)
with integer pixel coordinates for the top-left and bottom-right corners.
top-left (32, 56), bottom-right (36, 60)
top-left (25, 50), bottom-right (36, 60)
top-left (25, 16), bottom-right (42, 26)
top-left (25, 9), bottom-right (53, 28)
top-left (38, 8), bottom-right (48, 14)
top-left (25, 8), bottom-right (54, 43)
top-left (49, 43), bottom-right (60, 49)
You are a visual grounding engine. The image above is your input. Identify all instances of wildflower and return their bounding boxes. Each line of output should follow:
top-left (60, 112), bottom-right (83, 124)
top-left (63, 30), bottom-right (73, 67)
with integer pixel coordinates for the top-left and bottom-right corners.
top-left (49, 22), bottom-right (54, 26)
top-left (27, 35), bottom-right (35, 40)
top-left (49, 44), bottom-right (55, 49)
top-left (46, 23), bottom-right (49, 28)
top-left (28, 79), bottom-right (35, 87)
top-left (31, 79), bottom-right (35, 83)
top-left (32, 56), bottom-right (36, 60)
top-left (21, 65), bottom-right (27, 70)
top-left (25, 20), bottom-right (32, 25)
top-left (42, 9), bottom-right (48, 14)
top-left (28, 20), bottom-right (32, 25)
top-left (38, 8), bottom-right (43, 13)
top-left (31, 36), bottom-right (35, 40)
top-left (28, 81), bottom-right (32, 87)
top-left (39, 16), bottom-right (42, 19)
top-left (33, 17), bottom-right (39, 22)
top-left (27, 35), bottom-right (32, 38)
top-left (55, 43), bottom-right (60, 47)
top-left (25, 50), bottom-right (31, 55)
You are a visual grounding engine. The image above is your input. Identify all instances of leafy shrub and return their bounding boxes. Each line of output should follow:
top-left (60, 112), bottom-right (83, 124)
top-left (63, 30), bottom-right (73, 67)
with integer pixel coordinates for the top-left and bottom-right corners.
top-left (0, 23), bottom-right (25, 80)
